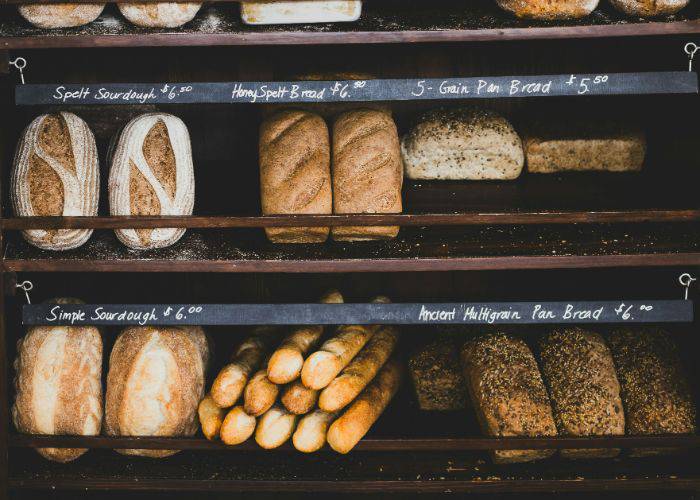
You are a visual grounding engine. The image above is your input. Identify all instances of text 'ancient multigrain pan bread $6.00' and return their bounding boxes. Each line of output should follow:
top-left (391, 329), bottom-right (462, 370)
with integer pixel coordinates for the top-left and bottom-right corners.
top-left (109, 113), bottom-right (195, 250)
top-left (12, 112), bottom-right (99, 251)
top-left (608, 0), bottom-right (689, 17)
top-left (12, 298), bottom-right (103, 463)
top-left (401, 108), bottom-right (524, 181)
top-left (117, 2), bottom-right (202, 28)
top-left (495, 0), bottom-right (599, 19)
top-left (105, 326), bottom-right (209, 458)
top-left (18, 3), bottom-right (106, 28)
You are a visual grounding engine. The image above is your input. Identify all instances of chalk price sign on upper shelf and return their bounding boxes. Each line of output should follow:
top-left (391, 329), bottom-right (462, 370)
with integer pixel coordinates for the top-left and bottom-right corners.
top-left (22, 301), bottom-right (693, 326)
top-left (15, 72), bottom-right (698, 106)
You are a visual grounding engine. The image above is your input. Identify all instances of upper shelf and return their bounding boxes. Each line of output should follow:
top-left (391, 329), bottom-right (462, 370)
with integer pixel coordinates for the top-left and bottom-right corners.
top-left (1, 1), bottom-right (699, 49)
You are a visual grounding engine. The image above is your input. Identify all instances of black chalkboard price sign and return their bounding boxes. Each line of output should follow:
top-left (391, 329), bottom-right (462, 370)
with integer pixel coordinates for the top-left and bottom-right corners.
top-left (22, 300), bottom-right (693, 327)
top-left (15, 72), bottom-right (698, 106)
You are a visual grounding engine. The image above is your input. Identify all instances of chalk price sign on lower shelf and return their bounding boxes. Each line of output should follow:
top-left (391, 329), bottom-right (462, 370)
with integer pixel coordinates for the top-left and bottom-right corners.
top-left (22, 300), bottom-right (693, 326)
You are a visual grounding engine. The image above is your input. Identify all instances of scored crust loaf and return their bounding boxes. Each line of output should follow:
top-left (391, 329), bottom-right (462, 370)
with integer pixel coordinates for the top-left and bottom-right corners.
top-left (105, 326), bottom-right (209, 458)
top-left (609, 328), bottom-right (696, 456)
top-left (18, 3), bottom-right (105, 28)
top-left (117, 2), bottom-right (202, 28)
top-left (608, 0), bottom-right (689, 17)
top-left (332, 109), bottom-right (403, 241)
top-left (461, 333), bottom-right (557, 463)
top-left (495, 0), bottom-right (599, 19)
top-left (12, 112), bottom-right (99, 251)
top-left (538, 328), bottom-right (625, 459)
top-left (408, 337), bottom-right (467, 411)
top-left (259, 109), bottom-right (332, 243)
top-left (12, 298), bottom-right (103, 463)
top-left (109, 113), bottom-right (195, 250)
top-left (401, 107), bottom-right (524, 181)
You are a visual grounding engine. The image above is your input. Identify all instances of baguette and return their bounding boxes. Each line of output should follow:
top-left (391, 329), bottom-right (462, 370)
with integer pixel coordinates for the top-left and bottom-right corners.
top-left (319, 326), bottom-right (399, 412)
top-left (267, 289), bottom-right (344, 384)
top-left (243, 360), bottom-right (279, 417)
top-left (198, 394), bottom-right (226, 441)
top-left (327, 357), bottom-right (403, 454)
top-left (255, 405), bottom-right (298, 449)
top-left (281, 380), bottom-right (319, 415)
top-left (211, 326), bottom-right (279, 408)
top-left (293, 409), bottom-right (337, 453)
top-left (302, 296), bottom-right (389, 390)
top-left (220, 405), bottom-right (257, 445)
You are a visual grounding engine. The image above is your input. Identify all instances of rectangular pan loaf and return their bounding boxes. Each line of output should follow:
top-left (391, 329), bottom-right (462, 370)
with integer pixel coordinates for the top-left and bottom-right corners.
top-left (241, 1), bottom-right (362, 25)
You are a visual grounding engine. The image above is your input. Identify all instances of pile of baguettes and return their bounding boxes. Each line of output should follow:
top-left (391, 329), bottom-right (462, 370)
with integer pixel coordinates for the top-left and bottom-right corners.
top-left (198, 290), bottom-right (402, 453)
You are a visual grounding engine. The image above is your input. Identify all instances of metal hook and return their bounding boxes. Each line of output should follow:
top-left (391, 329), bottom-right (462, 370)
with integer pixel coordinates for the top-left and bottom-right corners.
top-left (9, 57), bottom-right (26, 84)
top-left (15, 280), bottom-right (33, 304)
top-left (679, 273), bottom-right (697, 300)
top-left (685, 43), bottom-right (699, 72)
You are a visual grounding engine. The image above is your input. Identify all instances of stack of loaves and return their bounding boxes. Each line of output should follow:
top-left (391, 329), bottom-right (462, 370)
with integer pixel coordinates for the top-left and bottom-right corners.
top-left (199, 290), bottom-right (403, 453)
top-left (12, 111), bottom-right (195, 251)
top-left (493, 0), bottom-right (690, 19)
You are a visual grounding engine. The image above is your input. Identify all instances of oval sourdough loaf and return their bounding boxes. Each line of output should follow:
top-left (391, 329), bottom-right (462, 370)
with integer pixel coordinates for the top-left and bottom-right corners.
top-left (259, 109), bottom-right (332, 243)
top-left (109, 113), bottom-right (195, 250)
top-left (12, 298), bottom-right (102, 463)
top-left (461, 333), bottom-right (557, 463)
top-left (608, 0), bottom-right (689, 16)
top-left (105, 326), bottom-right (209, 458)
top-left (495, 0), bottom-right (599, 19)
top-left (12, 112), bottom-right (99, 251)
top-left (332, 109), bottom-right (403, 241)
top-left (401, 107), bottom-right (524, 181)
top-left (18, 3), bottom-right (105, 28)
top-left (538, 328), bottom-right (625, 459)
top-left (117, 2), bottom-right (202, 28)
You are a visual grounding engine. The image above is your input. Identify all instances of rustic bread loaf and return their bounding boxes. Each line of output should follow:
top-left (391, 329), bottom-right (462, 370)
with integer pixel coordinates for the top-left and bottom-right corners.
top-left (109, 113), bottom-right (195, 250)
top-left (495, 0), bottom-right (599, 19)
top-left (538, 328), bottom-right (624, 459)
top-left (609, 328), bottom-right (696, 456)
top-left (117, 2), bottom-right (202, 28)
top-left (461, 333), bottom-right (557, 463)
top-left (12, 112), bottom-right (99, 251)
top-left (259, 110), bottom-right (332, 243)
top-left (332, 109), bottom-right (403, 241)
top-left (241, 1), bottom-right (362, 25)
top-left (608, 0), bottom-right (689, 17)
top-left (12, 298), bottom-right (102, 463)
top-left (401, 108), bottom-right (524, 181)
top-left (525, 120), bottom-right (646, 173)
top-left (408, 337), bottom-right (467, 411)
top-left (105, 326), bottom-right (209, 457)
top-left (18, 3), bottom-right (105, 28)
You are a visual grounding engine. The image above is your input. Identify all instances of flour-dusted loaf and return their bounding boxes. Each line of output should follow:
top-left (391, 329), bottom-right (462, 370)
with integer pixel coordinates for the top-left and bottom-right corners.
top-left (332, 109), bottom-right (403, 241)
top-left (18, 3), bottom-right (105, 28)
top-left (109, 113), bottom-right (195, 250)
top-left (608, 0), bottom-right (689, 17)
top-left (401, 108), bottom-right (524, 181)
top-left (609, 328), bottom-right (696, 456)
top-left (461, 333), bottom-right (557, 463)
top-left (12, 112), bottom-right (99, 251)
top-left (12, 298), bottom-right (102, 463)
top-left (495, 0), bottom-right (599, 19)
top-left (105, 326), bottom-right (209, 457)
top-left (259, 110), bottom-right (332, 243)
top-left (408, 337), bottom-right (467, 411)
top-left (525, 120), bottom-right (646, 173)
top-left (117, 2), bottom-right (202, 28)
top-left (538, 328), bottom-right (624, 459)
top-left (241, 1), bottom-right (362, 25)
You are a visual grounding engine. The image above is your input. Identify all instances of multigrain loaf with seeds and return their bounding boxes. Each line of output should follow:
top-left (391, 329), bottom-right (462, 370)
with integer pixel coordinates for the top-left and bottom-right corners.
top-left (12, 112), bottom-right (99, 251)
top-left (109, 113), bottom-right (195, 250)
top-left (401, 108), bottom-right (524, 181)
top-left (408, 337), bottom-right (467, 411)
top-left (461, 333), bottom-right (557, 463)
top-left (18, 3), bottom-right (105, 28)
top-left (538, 328), bottom-right (625, 459)
top-left (608, 0), bottom-right (689, 17)
top-left (609, 328), bottom-right (696, 456)
top-left (117, 2), bottom-right (202, 27)
top-left (495, 0), bottom-right (599, 19)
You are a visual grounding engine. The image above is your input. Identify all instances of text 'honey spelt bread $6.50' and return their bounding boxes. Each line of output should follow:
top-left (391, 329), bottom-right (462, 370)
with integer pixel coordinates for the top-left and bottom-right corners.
top-left (259, 110), bottom-right (332, 243)
top-left (461, 333), bottom-right (557, 463)
top-left (12, 298), bottom-right (103, 463)
top-left (109, 113), bottom-right (195, 250)
top-left (12, 112), bottom-right (99, 251)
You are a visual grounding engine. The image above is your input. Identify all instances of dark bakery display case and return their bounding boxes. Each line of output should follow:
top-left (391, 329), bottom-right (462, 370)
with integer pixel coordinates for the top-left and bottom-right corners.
top-left (1, 0), bottom-right (700, 499)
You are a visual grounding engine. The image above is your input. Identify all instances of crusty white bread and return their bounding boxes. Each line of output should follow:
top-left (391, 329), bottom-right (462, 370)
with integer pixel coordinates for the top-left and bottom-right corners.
top-left (220, 405), bottom-right (257, 445)
top-left (18, 3), bottom-right (105, 28)
top-left (198, 394), bottom-right (226, 441)
top-left (118, 2), bottom-right (202, 28)
top-left (243, 362), bottom-right (279, 417)
top-left (255, 405), bottom-right (298, 449)
top-left (293, 409), bottom-right (337, 453)
top-left (281, 380), bottom-right (319, 415)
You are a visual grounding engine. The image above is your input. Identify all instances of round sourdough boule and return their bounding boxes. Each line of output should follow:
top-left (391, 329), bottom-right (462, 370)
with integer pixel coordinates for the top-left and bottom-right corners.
top-left (608, 0), bottom-right (689, 17)
top-left (401, 107), bottom-right (524, 181)
top-left (495, 0), bottom-right (599, 19)
top-left (18, 3), bottom-right (105, 29)
top-left (117, 2), bottom-right (202, 28)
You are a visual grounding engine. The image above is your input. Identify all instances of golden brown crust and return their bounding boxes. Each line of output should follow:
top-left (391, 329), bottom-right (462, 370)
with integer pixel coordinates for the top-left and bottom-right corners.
top-left (220, 405), bottom-right (257, 445)
top-left (117, 2), bottom-right (202, 28)
top-left (495, 0), bottom-right (598, 19)
top-left (198, 394), bottom-right (226, 441)
top-left (608, 0), bottom-right (689, 16)
top-left (243, 365), bottom-right (279, 417)
top-left (281, 380), bottom-right (319, 415)
top-left (18, 3), bottom-right (105, 28)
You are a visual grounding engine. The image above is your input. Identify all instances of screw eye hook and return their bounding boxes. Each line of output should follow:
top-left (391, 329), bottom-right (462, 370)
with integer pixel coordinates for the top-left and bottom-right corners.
top-left (9, 57), bottom-right (27, 84)
top-left (16, 280), bottom-right (33, 304)
top-left (679, 273), bottom-right (697, 300)
top-left (685, 43), bottom-right (699, 72)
